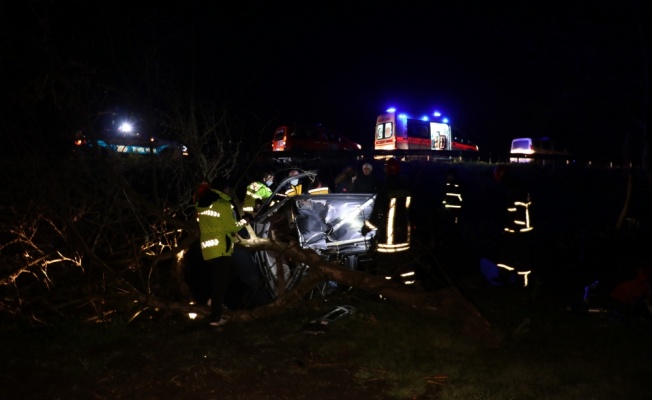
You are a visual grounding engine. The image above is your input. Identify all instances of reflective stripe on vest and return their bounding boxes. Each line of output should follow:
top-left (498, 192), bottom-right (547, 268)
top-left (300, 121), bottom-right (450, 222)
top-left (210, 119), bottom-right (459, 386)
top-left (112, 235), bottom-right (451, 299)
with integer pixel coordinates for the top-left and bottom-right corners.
top-left (504, 199), bottom-right (533, 233)
top-left (376, 196), bottom-right (411, 253)
top-left (201, 238), bottom-right (220, 250)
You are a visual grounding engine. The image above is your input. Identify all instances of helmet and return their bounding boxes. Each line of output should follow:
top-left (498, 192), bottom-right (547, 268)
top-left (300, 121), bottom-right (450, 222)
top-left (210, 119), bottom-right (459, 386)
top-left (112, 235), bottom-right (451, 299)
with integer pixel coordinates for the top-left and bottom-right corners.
top-left (493, 165), bottom-right (510, 183)
top-left (385, 158), bottom-right (400, 176)
top-left (193, 181), bottom-right (211, 203)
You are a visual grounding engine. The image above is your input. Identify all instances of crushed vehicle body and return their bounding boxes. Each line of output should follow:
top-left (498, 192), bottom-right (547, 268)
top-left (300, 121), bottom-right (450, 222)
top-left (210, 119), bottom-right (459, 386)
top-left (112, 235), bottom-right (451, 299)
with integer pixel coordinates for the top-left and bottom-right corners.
top-left (250, 173), bottom-right (377, 300)
top-left (236, 171), bottom-right (376, 301)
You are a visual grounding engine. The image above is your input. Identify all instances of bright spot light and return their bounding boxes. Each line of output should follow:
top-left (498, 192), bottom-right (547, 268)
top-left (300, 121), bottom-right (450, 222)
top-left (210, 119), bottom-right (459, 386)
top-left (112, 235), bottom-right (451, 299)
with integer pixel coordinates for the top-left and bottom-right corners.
top-left (421, 115), bottom-right (429, 121)
top-left (398, 113), bottom-right (408, 120)
top-left (433, 111), bottom-right (441, 117)
top-left (386, 107), bottom-right (396, 113)
top-left (188, 313), bottom-right (198, 320)
top-left (176, 250), bottom-right (185, 263)
top-left (442, 118), bottom-right (449, 124)
top-left (118, 122), bottom-right (133, 133)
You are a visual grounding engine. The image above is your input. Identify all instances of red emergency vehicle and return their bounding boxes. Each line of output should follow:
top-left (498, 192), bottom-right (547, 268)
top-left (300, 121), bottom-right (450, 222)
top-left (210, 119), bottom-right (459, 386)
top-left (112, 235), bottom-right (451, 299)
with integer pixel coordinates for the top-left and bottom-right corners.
top-left (272, 124), bottom-right (361, 152)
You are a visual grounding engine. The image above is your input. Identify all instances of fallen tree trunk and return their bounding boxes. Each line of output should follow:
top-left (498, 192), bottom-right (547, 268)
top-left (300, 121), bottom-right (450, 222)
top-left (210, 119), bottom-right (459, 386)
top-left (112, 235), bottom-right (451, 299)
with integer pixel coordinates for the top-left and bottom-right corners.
top-left (232, 229), bottom-right (496, 345)
top-left (136, 226), bottom-right (496, 345)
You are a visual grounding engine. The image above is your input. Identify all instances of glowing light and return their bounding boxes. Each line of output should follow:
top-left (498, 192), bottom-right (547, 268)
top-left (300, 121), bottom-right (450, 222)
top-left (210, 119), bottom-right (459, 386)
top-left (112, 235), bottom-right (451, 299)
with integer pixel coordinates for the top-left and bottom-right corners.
top-left (433, 111), bottom-right (441, 117)
top-left (386, 107), bottom-right (396, 113)
top-left (118, 122), bottom-right (134, 133)
top-left (398, 113), bottom-right (408, 120)
top-left (421, 115), bottom-right (429, 121)
top-left (176, 250), bottom-right (185, 263)
top-left (188, 313), bottom-right (198, 319)
top-left (442, 118), bottom-right (449, 124)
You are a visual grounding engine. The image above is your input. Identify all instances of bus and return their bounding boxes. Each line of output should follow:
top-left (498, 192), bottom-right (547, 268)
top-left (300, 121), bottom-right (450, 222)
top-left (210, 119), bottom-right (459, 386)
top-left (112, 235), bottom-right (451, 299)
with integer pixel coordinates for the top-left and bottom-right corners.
top-left (374, 109), bottom-right (478, 153)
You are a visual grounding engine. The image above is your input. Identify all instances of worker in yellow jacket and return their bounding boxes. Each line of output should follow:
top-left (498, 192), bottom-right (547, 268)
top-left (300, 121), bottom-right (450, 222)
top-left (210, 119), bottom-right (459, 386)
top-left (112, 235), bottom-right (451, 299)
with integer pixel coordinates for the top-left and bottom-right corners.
top-left (195, 175), bottom-right (247, 328)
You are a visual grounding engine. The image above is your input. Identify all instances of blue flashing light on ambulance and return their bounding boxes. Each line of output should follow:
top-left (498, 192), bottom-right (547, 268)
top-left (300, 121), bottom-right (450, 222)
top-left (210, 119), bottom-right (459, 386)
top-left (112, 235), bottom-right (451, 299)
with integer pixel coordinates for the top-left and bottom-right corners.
top-left (374, 108), bottom-right (478, 153)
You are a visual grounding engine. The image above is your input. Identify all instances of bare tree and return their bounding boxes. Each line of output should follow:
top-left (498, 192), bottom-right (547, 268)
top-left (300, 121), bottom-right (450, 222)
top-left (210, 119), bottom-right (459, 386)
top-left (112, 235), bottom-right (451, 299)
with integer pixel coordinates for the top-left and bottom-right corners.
top-left (0, 3), bottom-right (495, 343)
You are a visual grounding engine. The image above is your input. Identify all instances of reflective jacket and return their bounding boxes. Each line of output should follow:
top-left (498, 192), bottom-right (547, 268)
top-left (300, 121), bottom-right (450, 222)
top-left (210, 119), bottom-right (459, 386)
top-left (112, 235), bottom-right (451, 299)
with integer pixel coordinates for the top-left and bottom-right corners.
top-left (284, 183), bottom-right (302, 197)
top-left (195, 189), bottom-right (245, 260)
top-left (365, 177), bottom-right (412, 253)
top-left (442, 179), bottom-right (463, 210)
top-left (504, 193), bottom-right (533, 234)
top-left (242, 181), bottom-right (273, 214)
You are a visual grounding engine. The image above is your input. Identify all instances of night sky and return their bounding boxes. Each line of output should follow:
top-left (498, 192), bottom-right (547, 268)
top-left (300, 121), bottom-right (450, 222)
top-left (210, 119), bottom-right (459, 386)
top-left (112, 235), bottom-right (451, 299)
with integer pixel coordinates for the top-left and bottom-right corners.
top-left (3, 1), bottom-right (650, 161)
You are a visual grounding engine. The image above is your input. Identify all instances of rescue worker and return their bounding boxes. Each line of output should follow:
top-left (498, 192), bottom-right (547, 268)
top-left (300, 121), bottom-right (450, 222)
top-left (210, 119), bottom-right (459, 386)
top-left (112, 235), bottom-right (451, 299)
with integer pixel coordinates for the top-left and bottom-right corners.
top-left (362, 158), bottom-right (415, 285)
top-left (432, 167), bottom-right (465, 256)
top-left (284, 169), bottom-right (303, 197)
top-left (195, 175), bottom-right (247, 328)
top-left (436, 168), bottom-right (463, 242)
top-left (242, 171), bottom-right (274, 220)
top-left (484, 165), bottom-right (533, 287)
top-left (441, 167), bottom-right (463, 225)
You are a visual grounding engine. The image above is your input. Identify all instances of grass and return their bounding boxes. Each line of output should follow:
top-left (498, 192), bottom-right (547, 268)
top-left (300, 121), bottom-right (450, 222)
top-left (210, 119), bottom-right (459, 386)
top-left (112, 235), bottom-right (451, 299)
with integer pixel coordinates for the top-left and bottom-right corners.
top-left (1, 280), bottom-right (651, 399)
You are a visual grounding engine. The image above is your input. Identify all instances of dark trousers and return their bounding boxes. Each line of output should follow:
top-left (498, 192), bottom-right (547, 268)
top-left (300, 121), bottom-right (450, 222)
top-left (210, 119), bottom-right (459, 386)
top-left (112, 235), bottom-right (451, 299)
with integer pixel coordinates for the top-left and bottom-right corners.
top-left (207, 256), bottom-right (235, 322)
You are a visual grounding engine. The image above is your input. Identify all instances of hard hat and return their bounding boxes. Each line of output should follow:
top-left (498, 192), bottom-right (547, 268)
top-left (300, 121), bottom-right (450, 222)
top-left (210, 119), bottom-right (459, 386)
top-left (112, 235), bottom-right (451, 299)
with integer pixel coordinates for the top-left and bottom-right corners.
top-left (193, 181), bottom-right (211, 203)
top-left (493, 165), bottom-right (510, 183)
top-left (385, 158), bottom-right (400, 175)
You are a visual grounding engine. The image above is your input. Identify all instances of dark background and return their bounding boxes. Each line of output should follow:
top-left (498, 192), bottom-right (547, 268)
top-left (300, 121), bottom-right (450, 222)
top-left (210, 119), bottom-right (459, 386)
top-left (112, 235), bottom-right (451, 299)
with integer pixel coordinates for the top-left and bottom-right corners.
top-left (2, 1), bottom-right (650, 162)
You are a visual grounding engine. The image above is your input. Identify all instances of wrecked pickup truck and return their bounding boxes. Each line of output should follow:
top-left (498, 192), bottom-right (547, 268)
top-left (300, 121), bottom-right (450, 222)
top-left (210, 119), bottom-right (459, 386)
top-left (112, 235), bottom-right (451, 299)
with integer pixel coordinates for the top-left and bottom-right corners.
top-left (233, 171), bottom-right (377, 304)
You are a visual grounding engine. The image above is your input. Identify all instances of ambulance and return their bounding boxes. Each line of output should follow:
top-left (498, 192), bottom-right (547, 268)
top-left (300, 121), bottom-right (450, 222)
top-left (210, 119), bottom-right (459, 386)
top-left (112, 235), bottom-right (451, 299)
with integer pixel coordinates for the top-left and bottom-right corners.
top-left (374, 108), bottom-right (478, 153)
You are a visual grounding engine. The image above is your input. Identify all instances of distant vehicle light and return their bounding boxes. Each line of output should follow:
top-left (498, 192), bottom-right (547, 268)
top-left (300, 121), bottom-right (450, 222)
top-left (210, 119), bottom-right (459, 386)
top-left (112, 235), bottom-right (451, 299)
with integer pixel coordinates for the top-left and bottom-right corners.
top-left (398, 113), bottom-right (408, 120)
top-left (421, 116), bottom-right (429, 121)
top-left (118, 122), bottom-right (134, 133)
top-left (442, 118), bottom-right (449, 124)
top-left (386, 107), bottom-right (396, 113)
top-left (433, 111), bottom-right (441, 117)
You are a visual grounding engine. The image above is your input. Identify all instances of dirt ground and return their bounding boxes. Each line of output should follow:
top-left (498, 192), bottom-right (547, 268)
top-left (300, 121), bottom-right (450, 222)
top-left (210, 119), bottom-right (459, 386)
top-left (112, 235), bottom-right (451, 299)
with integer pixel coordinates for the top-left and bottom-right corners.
top-left (2, 302), bottom-right (445, 400)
